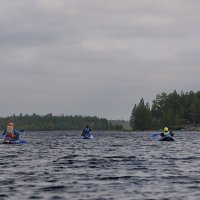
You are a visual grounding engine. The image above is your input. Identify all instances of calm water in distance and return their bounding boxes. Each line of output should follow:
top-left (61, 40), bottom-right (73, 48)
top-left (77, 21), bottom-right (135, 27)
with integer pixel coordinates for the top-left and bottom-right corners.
top-left (0, 131), bottom-right (200, 200)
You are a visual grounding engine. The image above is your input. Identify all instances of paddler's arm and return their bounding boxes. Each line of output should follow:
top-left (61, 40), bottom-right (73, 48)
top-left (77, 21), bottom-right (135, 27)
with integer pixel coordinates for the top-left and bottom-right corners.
top-left (81, 129), bottom-right (85, 136)
top-left (170, 131), bottom-right (174, 136)
top-left (160, 133), bottom-right (164, 137)
top-left (13, 130), bottom-right (20, 140)
top-left (1, 129), bottom-right (7, 141)
top-left (2, 129), bottom-right (6, 136)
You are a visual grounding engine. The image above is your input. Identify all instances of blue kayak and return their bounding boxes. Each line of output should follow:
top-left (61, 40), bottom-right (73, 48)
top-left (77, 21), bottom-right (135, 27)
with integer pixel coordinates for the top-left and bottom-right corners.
top-left (1, 139), bottom-right (28, 144)
top-left (81, 133), bottom-right (94, 140)
top-left (159, 136), bottom-right (175, 141)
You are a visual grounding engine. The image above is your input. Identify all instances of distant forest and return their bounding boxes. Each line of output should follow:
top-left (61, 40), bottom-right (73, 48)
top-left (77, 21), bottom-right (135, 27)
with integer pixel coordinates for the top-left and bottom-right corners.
top-left (0, 114), bottom-right (123, 131)
top-left (130, 90), bottom-right (200, 130)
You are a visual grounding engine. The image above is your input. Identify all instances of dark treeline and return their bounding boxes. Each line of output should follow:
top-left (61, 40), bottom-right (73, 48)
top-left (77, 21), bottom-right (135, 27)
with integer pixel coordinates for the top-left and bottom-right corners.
top-left (0, 113), bottom-right (123, 131)
top-left (130, 90), bottom-right (200, 130)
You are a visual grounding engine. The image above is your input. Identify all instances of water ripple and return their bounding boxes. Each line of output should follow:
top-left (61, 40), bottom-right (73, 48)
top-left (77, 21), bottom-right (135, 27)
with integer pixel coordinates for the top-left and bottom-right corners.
top-left (0, 131), bottom-right (200, 200)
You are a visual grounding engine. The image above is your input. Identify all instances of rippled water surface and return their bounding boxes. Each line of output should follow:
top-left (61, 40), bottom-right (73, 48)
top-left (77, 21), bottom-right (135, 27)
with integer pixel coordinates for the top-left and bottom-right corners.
top-left (1, 131), bottom-right (200, 200)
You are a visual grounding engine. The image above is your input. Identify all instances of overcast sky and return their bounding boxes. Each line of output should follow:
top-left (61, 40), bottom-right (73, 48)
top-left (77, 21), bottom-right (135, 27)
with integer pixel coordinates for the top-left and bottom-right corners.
top-left (0, 0), bottom-right (199, 120)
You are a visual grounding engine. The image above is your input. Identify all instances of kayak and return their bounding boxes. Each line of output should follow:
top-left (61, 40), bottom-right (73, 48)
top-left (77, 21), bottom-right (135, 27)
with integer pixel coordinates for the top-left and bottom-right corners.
top-left (159, 136), bottom-right (175, 141)
top-left (81, 133), bottom-right (94, 140)
top-left (1, 139), bottom-right (28, 144)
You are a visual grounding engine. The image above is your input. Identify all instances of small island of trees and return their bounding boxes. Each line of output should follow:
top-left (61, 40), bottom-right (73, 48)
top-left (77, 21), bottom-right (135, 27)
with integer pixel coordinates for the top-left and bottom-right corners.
top-left (0, 114), bottom-right (123, 131)
top-left (130, 90), bottom-right (200, 131)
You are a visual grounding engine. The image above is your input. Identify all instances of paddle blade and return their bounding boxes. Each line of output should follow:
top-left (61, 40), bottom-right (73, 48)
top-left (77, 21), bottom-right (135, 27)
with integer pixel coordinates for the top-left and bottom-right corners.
top-left (151, 133), bottom-right (159, 140)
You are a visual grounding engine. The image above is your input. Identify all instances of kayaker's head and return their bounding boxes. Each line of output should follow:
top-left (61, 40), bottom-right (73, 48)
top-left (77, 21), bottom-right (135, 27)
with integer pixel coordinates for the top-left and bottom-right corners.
top-left (86, 125), bottom-right (89, 128)
top-left (8, 122), bottom-right (14, 127)
top-left (164, 127), bottom-right (169, 133)
top-left (7, 122), bottom-right (14, 134)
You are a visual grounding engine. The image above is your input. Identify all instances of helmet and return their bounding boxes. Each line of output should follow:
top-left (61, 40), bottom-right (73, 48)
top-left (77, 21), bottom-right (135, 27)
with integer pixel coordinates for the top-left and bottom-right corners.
top-left (8, 122), bottom-right (14, 127)
top-left (164, 127), bottom-right (168, 132)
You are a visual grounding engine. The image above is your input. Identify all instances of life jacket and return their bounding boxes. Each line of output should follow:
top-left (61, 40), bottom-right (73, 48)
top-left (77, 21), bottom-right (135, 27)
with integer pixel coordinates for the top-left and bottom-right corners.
top-left (163, 131), bottom-right (170, 136)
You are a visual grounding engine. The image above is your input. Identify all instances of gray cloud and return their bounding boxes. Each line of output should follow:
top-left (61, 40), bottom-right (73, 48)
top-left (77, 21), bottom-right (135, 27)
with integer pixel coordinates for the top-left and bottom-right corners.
top-left (0, 0), bottom-right (200, 119)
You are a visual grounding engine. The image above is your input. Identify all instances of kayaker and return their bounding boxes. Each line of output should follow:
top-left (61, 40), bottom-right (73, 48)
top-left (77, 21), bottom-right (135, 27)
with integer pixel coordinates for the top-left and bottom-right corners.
top-left (160, 127), bottom-right (173, 137)
top-left (2, 122), bottom-right (19, 142)
top-left (81, 125), bottom-right (91, 137)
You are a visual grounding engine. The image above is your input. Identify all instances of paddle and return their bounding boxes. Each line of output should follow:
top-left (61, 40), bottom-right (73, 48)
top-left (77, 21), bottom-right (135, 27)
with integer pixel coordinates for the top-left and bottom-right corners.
top-left (151, 132), bottom-right (160, 140)
top-left (1, 125), bottom-right (24, 132)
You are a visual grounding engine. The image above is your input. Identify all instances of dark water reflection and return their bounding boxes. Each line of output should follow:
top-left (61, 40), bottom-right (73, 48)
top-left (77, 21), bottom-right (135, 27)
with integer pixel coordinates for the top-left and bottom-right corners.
top-left (0, 131), bottom-right (200, 200)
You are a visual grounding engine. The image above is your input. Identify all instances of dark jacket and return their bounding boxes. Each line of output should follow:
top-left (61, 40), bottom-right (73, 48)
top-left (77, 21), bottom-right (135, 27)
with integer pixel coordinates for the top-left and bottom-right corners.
top-left (82, 127), bottom-right (91, 136)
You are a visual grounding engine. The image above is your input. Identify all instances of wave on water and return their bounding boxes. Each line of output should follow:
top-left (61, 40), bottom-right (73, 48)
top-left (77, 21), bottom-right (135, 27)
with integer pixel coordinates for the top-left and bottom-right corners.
top-left (0, 131), bottom-right (200, 200)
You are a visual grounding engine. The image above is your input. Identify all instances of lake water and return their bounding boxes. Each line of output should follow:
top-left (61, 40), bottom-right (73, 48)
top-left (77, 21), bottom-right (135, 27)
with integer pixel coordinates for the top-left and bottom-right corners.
top-left (0, 131), bottom-right (200, 200)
